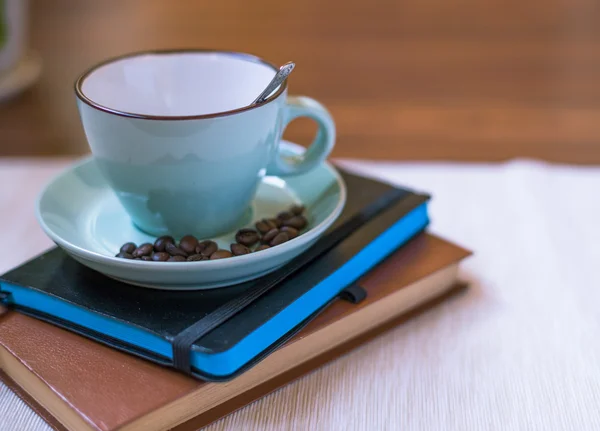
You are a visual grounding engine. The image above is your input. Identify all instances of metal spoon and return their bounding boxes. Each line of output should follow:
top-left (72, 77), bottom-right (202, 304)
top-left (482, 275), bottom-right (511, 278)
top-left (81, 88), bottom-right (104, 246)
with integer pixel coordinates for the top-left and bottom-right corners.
top-left (251, 61), bottom-right (295, 105)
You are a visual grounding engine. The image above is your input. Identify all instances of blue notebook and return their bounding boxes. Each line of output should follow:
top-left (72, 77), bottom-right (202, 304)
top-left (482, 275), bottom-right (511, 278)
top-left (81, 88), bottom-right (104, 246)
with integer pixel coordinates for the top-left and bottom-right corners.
top-left (0, 170), bottom-right (429, 381)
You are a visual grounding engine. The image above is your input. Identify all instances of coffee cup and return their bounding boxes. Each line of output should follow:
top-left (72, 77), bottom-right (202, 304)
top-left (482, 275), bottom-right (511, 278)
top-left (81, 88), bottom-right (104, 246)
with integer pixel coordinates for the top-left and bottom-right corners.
top-left (75, 50), bottom-right (335, 238)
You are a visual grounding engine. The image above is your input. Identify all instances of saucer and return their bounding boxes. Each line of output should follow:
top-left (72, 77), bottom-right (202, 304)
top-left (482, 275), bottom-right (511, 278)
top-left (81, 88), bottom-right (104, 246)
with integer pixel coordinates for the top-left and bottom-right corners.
top-left (0, 51), bottom-right (42, 102)
top-left (36, 141), bottom-right (346, 290)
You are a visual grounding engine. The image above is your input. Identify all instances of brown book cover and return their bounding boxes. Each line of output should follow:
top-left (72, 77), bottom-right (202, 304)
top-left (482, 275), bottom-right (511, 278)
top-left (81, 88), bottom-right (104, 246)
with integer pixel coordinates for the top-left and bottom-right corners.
top-left (0, 233), bottom-right (471, 431)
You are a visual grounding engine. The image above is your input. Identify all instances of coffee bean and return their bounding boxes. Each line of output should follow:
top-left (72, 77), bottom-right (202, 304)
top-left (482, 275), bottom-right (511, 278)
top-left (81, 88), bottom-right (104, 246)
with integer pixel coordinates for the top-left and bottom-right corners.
top-left (236, 228), bottom-right (259, 246)
top-left (167, 255), bottom-right (187, 262)
top-left (254, 219), bottom-right (273, 234)
top-left (282, 215), bottom-right (307, 230)
top-left (154, 236), bottom-right (175, 252)
top-left (166, 242), bottom-right (188, 257)
top-left (187, 254), bottom-right (207, 261)
top-left (269, 217), bottom-right (282, 228)
top-left (262, 228), bottom-right (279, 244)
top-left (290, 204), bottom-right (305, 215)
top-left (196, 240), bottom-right (218, 256)
top-left (231, 243), bottom-right (251, 256)
top-left (280, 226), bottom-right (299, 239)
top-left (277, 211), bottom-right (293, 221)
top-left (133, 243), bottom-right (153, 257)
top-left (210, 249), bottom-right (233, 260)
top-left (115, 202), bottom-right (308, 263)
top-left (270, 232), bottom-right (290, 246)
top-left (151, 252), bottom-right (170, 262)
top-left (120, 242), bottom-right (136, 254)
top-left (255, 220), bottom-right (269, 234)
top-left (179, 235), bottom-right (198, 254)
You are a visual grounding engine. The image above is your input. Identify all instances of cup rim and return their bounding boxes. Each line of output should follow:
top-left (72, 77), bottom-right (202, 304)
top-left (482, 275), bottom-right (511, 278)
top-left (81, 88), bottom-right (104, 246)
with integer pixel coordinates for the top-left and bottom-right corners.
top-left (74, 48), bottom-right (288, 121)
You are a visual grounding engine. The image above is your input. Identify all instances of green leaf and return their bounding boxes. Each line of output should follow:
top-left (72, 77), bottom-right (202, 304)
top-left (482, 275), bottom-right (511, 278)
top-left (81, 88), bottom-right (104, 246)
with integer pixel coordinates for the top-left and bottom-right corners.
top-left (0, 0), bottom-right (7, 49)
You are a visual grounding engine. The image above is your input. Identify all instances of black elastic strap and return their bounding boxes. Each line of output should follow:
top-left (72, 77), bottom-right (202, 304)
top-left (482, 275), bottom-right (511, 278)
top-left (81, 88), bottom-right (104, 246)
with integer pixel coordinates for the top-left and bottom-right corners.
top-left (339, 284), bottom-right (367, 304)
top-left (0, 291), bottom-right (10, 315)
top-left (171, 188), bottom-right (406, 374)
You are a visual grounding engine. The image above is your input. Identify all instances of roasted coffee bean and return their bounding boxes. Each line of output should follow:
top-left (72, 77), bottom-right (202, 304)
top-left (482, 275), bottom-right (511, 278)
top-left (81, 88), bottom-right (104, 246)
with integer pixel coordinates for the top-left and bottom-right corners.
top-left (282, 215), bottom-right (307, 230)
top-left (196, 240), bottom-right (218, 256)
top-left (254, 219), bottom-right (272, 234)
top-left (115, 201), bottom-right (308, 262)
top-left (231, 243), bottom-right (251, 256)
top-left (133, 243), bottom-right (153, 257)
top-left (290, 204), bottom-right (305, 215)
top-left (116, 252), bottom-right (134, 259)
top-left (262, 228), bottom-right (279, 244)
top-left (280, 226), bottom-right (299, 239)
top-left (187, 254), bottom-right (207, 261)
top-left (151, 252), bottom-right (170, 262)
top-left (277, 211), bottom-right (293, 221)
top-left (270, 232), bottom-right (290, 246)
top-left (254, 220), bottom-right (268, 233)
top-left (165, 242), bottom-right (188, 257)
top-left (167, 255), bottom-right (187, 262)
top-left (269, 217), bottom-right (282, 228)
top-left (210, 249), bottom-right (233, 260)
top-left (120, 242), bottom-right (137, 254)
top-left (179, 235), bottom-right (198, 254)
top-left (154, 236), bottom-right (175, 252)
top-left (236, 228), bottom-right (259, 246)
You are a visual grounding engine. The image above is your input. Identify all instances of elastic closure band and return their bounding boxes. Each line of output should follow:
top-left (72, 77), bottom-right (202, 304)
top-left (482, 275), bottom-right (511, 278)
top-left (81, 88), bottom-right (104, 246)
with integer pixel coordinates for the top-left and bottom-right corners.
top-left (171, 187), bottom-right (406, 374)
top-left (0, 291), bottom-right (10, 315)
top-left (339, 284), bottom-right (367, 304)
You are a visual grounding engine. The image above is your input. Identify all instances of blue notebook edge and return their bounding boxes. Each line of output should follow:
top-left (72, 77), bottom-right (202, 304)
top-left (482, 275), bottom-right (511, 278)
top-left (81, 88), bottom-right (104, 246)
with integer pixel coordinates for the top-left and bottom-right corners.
top-left (0, 203), bottom-right (429, 377)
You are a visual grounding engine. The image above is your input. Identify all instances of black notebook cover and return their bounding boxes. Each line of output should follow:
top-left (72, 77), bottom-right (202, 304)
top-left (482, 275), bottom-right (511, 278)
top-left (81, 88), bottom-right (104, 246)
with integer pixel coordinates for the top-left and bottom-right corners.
top-left (0, 170), bottom-right (430, 381)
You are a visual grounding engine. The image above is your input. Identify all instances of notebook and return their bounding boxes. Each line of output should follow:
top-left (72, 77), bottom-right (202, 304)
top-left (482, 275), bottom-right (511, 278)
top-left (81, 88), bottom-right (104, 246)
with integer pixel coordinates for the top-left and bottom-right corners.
top-left (0, 233), bottom-right (472, 431)
top-left (0, 170), bottom-right (430, 380)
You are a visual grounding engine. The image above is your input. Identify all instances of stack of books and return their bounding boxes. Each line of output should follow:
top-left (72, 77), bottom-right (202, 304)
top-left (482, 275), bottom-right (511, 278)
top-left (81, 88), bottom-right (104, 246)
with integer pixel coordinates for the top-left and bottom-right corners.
top-left (0, 168), bottom-right (471, 431)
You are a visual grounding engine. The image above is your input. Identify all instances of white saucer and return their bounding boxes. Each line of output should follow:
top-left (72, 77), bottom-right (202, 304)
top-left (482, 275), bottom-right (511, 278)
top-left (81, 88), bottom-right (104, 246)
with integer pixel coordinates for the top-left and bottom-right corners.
top-left (36, 142), bottom-right (346, 290)
top-left (0, 51), bottom-right (42, 102)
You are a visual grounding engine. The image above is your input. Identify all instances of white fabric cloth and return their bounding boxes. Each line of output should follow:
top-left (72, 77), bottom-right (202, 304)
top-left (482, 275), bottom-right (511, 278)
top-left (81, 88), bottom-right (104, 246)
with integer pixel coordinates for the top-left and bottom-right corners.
top-left (1, 157), bottom-right (600, 431)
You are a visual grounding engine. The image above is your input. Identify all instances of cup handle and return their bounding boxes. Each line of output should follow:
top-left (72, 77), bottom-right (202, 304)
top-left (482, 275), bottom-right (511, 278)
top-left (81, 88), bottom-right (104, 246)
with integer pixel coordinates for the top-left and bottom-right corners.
top-left (266, 96), bottom-right (336, 176)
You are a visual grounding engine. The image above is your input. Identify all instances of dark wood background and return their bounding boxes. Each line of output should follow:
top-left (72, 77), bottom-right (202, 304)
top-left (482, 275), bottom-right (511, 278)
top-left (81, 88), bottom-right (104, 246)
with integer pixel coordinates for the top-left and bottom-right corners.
top-left (2, 0), bottom-right (600, 163)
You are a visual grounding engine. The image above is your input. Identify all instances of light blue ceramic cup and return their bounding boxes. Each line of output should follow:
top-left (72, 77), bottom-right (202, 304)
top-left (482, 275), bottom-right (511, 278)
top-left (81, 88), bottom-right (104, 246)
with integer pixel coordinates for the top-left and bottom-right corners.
top-left (74, 50), bottom-right (335, 238)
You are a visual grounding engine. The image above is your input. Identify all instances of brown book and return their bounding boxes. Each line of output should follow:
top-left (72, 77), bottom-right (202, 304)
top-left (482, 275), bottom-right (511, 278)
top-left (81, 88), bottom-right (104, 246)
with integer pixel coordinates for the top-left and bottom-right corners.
top-left (0, 233), bottom-right (471, 431)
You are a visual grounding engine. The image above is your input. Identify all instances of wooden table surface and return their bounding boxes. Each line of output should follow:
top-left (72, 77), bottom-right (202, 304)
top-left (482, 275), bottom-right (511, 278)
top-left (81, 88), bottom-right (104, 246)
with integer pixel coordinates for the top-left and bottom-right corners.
top-left (1, 0), bottom-right (600, 163)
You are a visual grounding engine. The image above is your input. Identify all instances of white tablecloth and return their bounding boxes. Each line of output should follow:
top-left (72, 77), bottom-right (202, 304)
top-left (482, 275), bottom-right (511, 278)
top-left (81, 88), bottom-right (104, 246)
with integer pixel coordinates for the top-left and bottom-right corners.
top-left (1, 157), bottom-right (600, 431)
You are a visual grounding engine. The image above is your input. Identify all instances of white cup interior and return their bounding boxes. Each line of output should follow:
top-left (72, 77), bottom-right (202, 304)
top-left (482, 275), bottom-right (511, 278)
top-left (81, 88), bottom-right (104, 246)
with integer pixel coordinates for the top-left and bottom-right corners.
top-left (79, 51), bottom-right (279, 117)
